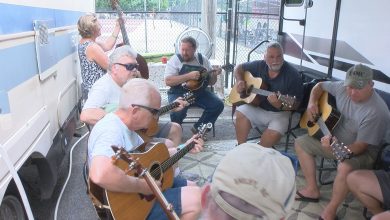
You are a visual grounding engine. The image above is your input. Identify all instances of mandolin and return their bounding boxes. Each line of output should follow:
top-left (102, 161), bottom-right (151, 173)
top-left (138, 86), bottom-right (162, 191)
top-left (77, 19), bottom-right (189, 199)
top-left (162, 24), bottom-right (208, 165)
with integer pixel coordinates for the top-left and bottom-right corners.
top-left (111, 0), bottom-right (149, 79)
top-left (183, 64), bottom-right (234, 91)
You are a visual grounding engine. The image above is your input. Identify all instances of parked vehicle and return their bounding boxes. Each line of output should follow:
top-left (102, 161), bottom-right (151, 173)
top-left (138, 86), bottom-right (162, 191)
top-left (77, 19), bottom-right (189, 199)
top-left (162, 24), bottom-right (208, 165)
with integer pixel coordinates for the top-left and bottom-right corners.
top-left (279, 0), bottom-right (390, 104)
top-left (0, 1), bottom-right (93, 218)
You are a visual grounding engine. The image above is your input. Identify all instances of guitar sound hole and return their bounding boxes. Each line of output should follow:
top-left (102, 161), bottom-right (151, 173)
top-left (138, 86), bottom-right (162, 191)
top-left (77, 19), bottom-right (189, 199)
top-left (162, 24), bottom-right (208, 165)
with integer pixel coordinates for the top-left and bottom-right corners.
top-left (150, 163), bottom-right (162, 180)
top-left (307, 121), bottom-right (315, 128)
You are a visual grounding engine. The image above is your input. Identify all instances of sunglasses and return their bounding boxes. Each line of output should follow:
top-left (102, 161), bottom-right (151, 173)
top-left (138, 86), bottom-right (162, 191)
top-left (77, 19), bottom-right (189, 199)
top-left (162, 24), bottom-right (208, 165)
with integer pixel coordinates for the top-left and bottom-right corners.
top-left (131, 104), bottom-right (159, 116)
top-left (115, 63), bottom-right (139, 72)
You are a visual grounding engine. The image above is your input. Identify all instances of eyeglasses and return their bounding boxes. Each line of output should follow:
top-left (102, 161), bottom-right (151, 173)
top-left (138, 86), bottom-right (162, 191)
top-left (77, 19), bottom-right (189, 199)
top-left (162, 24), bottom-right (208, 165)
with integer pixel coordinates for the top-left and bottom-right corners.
top-left (115, 63), bottom-right (139, 72)
top-left (131, 104), bottom-right (159, 116)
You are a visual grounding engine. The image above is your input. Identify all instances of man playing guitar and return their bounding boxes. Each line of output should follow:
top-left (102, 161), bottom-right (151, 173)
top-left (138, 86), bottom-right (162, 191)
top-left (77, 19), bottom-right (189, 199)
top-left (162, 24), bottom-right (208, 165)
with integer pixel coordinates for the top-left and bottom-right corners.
top-left (80, 45), bottom-right (185, 147)
top-left (88, 79), bottom-right (204, 220)
top-left (164, 36), bottom-right (224, 134)
top-left (294, 64), bottom-right (390, 220)
top-left (233, 41), bottom-right (304, 147)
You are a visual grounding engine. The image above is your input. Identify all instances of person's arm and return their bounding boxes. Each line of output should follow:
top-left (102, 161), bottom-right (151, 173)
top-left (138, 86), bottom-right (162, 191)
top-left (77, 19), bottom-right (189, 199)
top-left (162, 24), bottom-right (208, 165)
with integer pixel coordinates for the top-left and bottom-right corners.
top-left (306, 82), bottom-right (325, 121)
top-left (86, 43), bottom-right (109, 70)
top-left (171, 97), bottom-right (189, 112)
top-left (80, 108), bottom-right (106, 125)
top-left (320, 135), bottom-right (368, 157)
top-left (97, 19), bottom-right (121, 52)
top-left (80, 80), bottom-right (110, 125)
top-left (233, 64), bottom-right (247, 93)
top-left (89, 156), bottom-right (154, 194)
top-left (165, 72), bottom-right (200, 87)
top-left (164, 58), bottom-right (200, 86)
top-left (208, 67), bottom-right (222, 86)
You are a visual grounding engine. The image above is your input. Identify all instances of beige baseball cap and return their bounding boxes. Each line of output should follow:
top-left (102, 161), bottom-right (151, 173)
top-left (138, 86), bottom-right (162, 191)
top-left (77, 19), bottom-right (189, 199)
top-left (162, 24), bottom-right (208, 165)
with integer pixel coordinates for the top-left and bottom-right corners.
top-left (210, 143), bottom-right (296, 220)
top-left (344, 64), bottom-right (373, 89)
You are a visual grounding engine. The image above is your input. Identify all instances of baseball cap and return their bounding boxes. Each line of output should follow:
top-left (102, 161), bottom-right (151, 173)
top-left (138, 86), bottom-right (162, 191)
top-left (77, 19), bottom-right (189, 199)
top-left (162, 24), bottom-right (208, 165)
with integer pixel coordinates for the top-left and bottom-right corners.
top-left (210, 143), bottom-right (296, 220)
top-left (344, 64), bottom-right (373, 89)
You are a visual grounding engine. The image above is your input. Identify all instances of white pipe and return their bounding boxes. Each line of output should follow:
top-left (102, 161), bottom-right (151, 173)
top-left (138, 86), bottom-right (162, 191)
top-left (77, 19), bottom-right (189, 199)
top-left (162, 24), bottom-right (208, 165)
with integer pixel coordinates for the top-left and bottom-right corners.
top-left (54, 131), bottom-right (89, 220)
top-left (0, 145), bottom-right (34, 220)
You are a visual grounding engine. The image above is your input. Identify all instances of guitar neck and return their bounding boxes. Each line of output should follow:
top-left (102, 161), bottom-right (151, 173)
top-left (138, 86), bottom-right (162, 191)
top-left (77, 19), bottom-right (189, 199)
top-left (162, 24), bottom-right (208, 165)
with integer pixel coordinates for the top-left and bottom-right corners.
top-left (142, 171), bottom-right (180, 220)
top-left (119, 22), bottom-right (130, 45)
top-left (251, 87), bottom-right (273, 97)
top-left (317, 118), bottom-right (331, 136)
top-left (114, 5), bottom-right (130, 46)
top-left (158, 102), bottom-right (180, 116)
top-left (160, 142), bottom-right (196, 173)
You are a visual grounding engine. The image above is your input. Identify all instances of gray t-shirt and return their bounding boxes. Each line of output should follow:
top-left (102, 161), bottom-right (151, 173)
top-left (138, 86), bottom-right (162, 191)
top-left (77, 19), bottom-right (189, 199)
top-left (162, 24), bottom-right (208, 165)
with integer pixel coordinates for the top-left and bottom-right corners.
top-left (82, 74), bottom-right (121, 112)
top-left (87, 113), bottom-right (143, 166)
top-left (322, 81), bottom-right (390, 147)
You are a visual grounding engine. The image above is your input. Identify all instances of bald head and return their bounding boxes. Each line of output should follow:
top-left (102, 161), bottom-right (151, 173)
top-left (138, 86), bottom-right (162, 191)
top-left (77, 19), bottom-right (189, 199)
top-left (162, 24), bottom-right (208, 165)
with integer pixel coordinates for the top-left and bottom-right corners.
top-left (119, 78), bottom-right (161, 110)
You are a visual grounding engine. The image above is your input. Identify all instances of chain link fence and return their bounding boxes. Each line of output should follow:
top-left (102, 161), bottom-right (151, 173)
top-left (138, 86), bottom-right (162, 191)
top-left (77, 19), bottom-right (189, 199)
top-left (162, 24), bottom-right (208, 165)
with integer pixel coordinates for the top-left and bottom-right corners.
top-left (95, 0), bottom-right (281, 88)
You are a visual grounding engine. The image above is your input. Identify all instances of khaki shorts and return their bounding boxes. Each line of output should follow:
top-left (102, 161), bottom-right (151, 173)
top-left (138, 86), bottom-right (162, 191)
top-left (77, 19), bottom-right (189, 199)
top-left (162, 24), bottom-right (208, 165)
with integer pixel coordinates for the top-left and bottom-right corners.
top-left (155, 122), bottom-right (172, 138)
top-left (296, 134), bottom-right (378, 170)
top-left (237, 104), bottom-right (300, 134)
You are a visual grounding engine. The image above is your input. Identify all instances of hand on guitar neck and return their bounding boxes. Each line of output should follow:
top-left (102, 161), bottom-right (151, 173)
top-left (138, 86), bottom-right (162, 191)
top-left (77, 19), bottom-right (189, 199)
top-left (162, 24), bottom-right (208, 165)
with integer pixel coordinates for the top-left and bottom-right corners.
top-left (183, 64), bottom-right (233, 91)
top-left (137, 92), bottom-right (195, 140)
top-left (320, 135), bottom-right (353, 162)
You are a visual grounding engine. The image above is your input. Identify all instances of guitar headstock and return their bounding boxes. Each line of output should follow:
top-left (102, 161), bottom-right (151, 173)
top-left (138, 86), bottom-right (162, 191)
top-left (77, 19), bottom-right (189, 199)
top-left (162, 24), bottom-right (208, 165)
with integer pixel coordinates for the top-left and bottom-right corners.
top-left (279, 94), bottom-right (296, 108)
top-left (183, 92), bottom-right (195, 105)
top-left (196, 123), bottom-right (213, 139)
top-left (111, 145), bottom-right (141, 173)
top-left (331, 140), bottom-right (353, 162)
top-left (222, 63), bottom-right (235, 72)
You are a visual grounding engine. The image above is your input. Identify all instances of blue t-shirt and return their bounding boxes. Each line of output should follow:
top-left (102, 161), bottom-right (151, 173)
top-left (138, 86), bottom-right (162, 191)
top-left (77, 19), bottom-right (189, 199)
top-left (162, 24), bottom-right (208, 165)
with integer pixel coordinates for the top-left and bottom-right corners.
top-left (87, 113), bottom-right (144, 166)
top-left (242, 60), bottom-right (303, 111)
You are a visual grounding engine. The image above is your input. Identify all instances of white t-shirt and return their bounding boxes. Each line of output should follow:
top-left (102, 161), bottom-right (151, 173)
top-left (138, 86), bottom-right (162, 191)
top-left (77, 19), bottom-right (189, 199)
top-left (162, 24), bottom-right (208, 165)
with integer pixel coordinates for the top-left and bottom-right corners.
top-left (83, 74), bottom-right (121, 112)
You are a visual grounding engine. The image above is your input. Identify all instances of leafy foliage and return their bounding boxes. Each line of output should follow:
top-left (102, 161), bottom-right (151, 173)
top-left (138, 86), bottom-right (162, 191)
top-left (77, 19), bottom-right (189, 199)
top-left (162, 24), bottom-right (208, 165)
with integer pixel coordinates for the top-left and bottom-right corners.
top-left (96, 0), bottom-right (174, 11)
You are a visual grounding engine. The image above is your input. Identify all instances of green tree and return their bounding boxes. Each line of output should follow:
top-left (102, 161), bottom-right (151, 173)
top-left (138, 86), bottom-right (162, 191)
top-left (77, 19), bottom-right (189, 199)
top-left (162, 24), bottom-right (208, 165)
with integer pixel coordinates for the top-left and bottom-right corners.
top-left (96, 0), bottom-right (175, 11)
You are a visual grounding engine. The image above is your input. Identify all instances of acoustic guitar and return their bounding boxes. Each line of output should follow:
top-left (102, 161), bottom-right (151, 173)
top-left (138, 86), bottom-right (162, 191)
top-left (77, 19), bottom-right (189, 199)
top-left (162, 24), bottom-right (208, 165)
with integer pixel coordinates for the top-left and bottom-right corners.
top-left (299, 92), bottom-right (352, 161)
top-left (137, 92), bottom-right (195, 141)
top-left (111, 0), bottom-right (149, 79)
top-left (183, 64), bottom-right (234, 91)
top-left (229, 71), bottom-right (296, 108)
top-left (105, 123), bottom-right (212, 220)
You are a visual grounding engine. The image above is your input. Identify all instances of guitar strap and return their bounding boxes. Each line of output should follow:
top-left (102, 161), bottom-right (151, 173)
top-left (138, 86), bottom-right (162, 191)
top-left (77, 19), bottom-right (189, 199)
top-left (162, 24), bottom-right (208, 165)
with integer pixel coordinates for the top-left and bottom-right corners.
top-left (177, 53), bottom-right (203, 65)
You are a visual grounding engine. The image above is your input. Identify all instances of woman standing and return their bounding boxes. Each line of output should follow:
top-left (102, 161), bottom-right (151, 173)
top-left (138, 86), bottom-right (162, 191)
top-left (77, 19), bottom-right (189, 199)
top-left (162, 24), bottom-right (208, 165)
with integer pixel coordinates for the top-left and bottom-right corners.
top-left (77, 13), bottom-right (120, 99)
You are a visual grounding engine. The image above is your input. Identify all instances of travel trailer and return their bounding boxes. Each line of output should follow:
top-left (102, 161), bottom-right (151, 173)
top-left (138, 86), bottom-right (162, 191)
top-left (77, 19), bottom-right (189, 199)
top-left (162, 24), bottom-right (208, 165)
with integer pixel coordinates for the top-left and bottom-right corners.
top-left (0, 0), bottom-right (94, 218)
top-left (279, 0), bottom-right (390, 104)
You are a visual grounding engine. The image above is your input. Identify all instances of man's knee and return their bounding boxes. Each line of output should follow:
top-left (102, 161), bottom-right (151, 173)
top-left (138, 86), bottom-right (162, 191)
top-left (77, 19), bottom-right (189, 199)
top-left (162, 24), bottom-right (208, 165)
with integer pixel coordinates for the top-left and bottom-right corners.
top-left (170, 122), bottom-right (182, 134)
top-left (235, 111), bottom-right (248, 122)
top-left (346, 170), bottom-right (360, 191)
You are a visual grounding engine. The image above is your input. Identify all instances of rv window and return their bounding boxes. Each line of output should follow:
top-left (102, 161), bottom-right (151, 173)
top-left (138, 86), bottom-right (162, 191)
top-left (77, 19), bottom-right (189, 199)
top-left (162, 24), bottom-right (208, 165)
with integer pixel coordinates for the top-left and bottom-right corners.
top-left (285, 0), bottom-right (304, 7)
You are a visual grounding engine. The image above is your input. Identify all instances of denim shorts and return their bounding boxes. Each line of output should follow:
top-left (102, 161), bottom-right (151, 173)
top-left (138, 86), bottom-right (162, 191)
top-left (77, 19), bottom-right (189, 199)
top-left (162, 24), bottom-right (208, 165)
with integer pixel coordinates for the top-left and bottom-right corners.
top-left (146, 177), bottom-right (187, 220)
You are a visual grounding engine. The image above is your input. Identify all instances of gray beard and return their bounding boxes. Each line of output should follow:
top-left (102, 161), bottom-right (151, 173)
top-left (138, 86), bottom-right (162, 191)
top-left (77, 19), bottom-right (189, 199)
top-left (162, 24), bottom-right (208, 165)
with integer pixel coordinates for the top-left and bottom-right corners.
top-left (268, 63), bottom-right (283, 72)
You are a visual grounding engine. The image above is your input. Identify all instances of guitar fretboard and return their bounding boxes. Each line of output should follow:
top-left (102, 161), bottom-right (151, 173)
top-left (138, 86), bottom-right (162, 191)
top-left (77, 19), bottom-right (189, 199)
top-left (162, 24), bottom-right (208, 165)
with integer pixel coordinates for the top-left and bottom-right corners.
top-left (114, 3), bottom-right (130, 46)
top-left (251, 87), bottom-right (273, 97)
top-left (317, 118), bottom-right (331, 136)
top-left (158, 102), bottom-right (179, 116)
